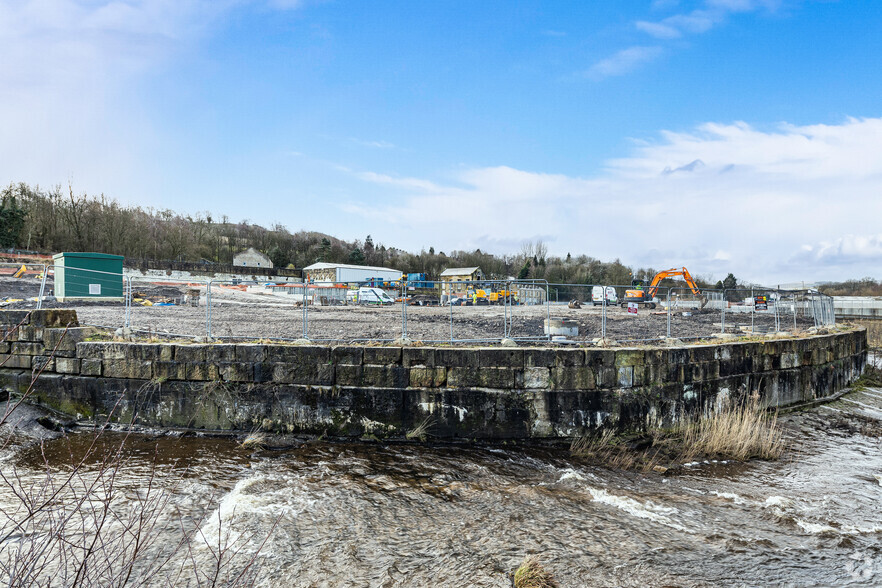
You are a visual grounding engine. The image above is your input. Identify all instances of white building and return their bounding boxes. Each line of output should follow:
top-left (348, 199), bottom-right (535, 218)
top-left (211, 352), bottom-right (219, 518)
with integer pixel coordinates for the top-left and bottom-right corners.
top-left (233, 247), bottom-right (273, 268)
top-left (303, 262), bottom-right (402, 285)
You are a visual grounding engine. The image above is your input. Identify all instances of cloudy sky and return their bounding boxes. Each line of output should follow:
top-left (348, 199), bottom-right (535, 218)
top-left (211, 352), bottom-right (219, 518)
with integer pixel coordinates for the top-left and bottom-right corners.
top-left (2, 0), bottom-right (881, 284)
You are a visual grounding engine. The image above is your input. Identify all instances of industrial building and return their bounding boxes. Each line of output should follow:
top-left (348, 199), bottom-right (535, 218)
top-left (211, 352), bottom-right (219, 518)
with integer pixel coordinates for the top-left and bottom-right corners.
top-left (440, 267), bottom-right (484, 295)
top-left (233, 247), bottom-right (273, 268)
top-left (303, 262), bottom-right (403, 285)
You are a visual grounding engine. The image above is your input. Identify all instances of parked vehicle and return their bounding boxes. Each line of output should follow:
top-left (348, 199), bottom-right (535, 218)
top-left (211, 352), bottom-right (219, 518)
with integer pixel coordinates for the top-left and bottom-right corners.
top-left (347, 287), bottom-right (395, 305)
top-left (591, 286), bottom-right (618, 306)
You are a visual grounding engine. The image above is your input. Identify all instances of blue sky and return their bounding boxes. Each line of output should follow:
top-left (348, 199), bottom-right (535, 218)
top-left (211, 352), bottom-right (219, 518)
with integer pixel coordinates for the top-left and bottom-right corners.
top-left (2, 0), bottom-right (882, 283)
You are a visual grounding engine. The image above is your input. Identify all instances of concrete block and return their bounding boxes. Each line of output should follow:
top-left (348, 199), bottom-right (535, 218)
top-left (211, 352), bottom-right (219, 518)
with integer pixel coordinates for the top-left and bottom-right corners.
top-left (55, 357), bottom-right (81, 374)
top-left (402, 347), bottom-right (435, 367)
top-left (363, 347), bottom-right (402, 365)
top-left (523, 367), bottom-right (551, 389)
top-left (102, 359), bottom-right (152, 380)
top-left (408, 367), bottom-right (446, 388)
top-left (235, 345), bottom-right (266, 363)
top-left (80, 358), bottom-right (102, 376)
top-left (478, 348), bottom-right (524, 368)
top-left (332, 345), bottom-right (363, 365)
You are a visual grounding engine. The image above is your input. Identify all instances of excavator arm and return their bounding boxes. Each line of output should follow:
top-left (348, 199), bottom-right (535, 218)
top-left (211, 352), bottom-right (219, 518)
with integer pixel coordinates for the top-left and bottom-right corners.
top-left (646, 267), bottom-right (702, 299)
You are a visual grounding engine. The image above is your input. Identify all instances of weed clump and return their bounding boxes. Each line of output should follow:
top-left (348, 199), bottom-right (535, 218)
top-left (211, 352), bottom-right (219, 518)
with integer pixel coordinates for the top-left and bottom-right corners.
top-left (513, 555), bottom-right (558, 588)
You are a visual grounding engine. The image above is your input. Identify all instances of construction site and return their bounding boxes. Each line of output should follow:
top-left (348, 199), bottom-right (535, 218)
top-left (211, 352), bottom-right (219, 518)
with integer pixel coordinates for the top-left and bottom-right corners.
top-left (0, 260), bottom-right (833, 344)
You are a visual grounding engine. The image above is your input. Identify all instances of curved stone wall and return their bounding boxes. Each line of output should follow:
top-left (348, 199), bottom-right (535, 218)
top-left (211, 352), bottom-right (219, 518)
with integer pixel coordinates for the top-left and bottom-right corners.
top-left (0, 311), bottom-right (867, 439)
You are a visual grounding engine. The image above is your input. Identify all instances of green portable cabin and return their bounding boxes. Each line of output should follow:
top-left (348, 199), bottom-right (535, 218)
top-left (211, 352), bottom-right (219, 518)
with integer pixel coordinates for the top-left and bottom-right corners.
top-left (52, 252), bottom-right (125, 302)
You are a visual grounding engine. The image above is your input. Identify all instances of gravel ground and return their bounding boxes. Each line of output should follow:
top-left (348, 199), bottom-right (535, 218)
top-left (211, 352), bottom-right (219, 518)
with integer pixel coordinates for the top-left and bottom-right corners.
top-left (0, 277), bottom-right (818, 344)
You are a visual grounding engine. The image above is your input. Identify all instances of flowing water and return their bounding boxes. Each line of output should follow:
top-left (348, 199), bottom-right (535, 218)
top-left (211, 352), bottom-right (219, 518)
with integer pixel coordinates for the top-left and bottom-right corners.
top-left (2, 380), bottom-right (882, 586)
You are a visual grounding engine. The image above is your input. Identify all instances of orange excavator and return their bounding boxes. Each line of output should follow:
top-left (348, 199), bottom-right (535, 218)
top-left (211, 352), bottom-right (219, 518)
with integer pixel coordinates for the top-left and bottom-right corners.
top-left (622, 267), bottom-right (705, 309)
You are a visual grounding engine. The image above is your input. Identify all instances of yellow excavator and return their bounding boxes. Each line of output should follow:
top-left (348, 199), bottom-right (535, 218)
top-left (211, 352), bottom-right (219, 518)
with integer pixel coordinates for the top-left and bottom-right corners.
top-left (622, 267), bottom-right (705, 309)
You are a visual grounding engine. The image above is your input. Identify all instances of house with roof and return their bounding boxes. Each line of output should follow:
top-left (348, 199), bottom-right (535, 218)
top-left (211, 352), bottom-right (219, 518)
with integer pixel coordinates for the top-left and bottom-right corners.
top-left (439, 266), bottom-right (484, 295)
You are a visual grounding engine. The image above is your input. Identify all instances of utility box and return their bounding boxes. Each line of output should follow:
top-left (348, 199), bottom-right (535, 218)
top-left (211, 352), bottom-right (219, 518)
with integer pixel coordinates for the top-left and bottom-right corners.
top-left (52, 252), bottom-right (124, 302)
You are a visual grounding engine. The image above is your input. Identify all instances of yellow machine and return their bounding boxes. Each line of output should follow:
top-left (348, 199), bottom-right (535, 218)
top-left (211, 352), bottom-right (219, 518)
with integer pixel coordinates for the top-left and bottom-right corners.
top-left (623, 267), bottom-right (704, 309)
top-left (12, 264), bottom-right (26, 278)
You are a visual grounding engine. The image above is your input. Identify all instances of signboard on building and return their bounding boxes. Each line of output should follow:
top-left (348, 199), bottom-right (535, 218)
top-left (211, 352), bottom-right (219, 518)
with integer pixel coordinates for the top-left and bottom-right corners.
top-left (627, 302), bottom-right (638, 314)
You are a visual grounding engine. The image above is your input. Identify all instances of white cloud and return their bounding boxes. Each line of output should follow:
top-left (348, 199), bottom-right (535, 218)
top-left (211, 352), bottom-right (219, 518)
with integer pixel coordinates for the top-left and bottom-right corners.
top-left (638, 0), bottom-right (781, 39)
top-left (342, 117), bottom-right (882, 284)
top-left (587, 46), bottom-right (663, 79)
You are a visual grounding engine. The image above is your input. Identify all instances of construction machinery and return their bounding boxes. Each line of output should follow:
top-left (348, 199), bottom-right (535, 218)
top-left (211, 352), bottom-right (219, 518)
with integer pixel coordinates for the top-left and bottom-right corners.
top-left (622, 267), bottom-right (705, 309)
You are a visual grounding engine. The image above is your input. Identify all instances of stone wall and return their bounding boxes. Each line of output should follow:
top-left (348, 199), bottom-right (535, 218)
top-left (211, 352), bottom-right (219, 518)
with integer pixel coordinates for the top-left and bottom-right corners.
top-left (0, 310), bottom-right (867, 440)
top-left (843, 319), bottom-right (882, 348)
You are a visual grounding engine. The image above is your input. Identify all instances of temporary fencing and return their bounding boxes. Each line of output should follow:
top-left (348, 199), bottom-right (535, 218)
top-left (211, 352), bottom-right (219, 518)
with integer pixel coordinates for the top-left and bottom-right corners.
top-left (0, 266), bottom-right (838, 344)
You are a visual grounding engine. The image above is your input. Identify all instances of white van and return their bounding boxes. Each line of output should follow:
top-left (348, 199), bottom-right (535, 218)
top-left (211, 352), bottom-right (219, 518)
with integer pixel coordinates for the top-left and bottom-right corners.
top-left (591, 286), bottom-right (618, 306)
top-left (347, 287), bottom-right (396, 305)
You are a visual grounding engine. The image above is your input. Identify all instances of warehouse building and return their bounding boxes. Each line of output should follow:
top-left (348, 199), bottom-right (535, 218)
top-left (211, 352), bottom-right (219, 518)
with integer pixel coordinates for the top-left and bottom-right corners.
top-left (303, 262), bottom-right (403, 285)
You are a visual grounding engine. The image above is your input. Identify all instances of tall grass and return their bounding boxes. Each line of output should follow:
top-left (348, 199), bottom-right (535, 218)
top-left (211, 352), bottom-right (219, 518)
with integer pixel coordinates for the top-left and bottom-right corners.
top-left (513, 555), bottom-right (558, 588)
top-left (680, 394), bottom-right (784, 461)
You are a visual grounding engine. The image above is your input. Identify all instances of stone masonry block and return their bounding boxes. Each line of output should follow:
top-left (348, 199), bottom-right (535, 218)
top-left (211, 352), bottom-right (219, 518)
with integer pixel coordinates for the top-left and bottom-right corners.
top-left (205, 344), bottom-right (236, 362)
top-left (235, 345), bottom-right (266, 363)
top-left (0, 310), bottom-right (32, 326)
top-left (362, 365), bottom-right (409, 388)
top-left (17, 326), bottom-right (43, 342)
top-left (31, 356), bottom-right (54, 372)
top-left (0, 354), bottom-right (32, 369)
top-left (218, 362), bottom-right (255, 382)
top-left (43, 327), bottom-right (102, 354)
top-left (523, 348), bottom-right (555, 368)
top-left (29, 309), bottom-right (78, 328)
top-left (523, 367), bottom-right (551, 389)
top-left (478, 348), bottom-right (524, 368)
top-left (436, 348), bottom-right (479, 368)
top-left (126, 344), bottom-right (173, 362)
top-left (477, 367), bottom-right (515, 388)
top-left (334, 364), bottom-right (363, 387)
top-left (408, 366), bottom-right (446, 388)
top-left (332, 345), bottom-right (363, 365)
top-left (173, 345), bottom-right (207, 362)
top-left (618, 366), bottom-right (634, 388)
top-left (551, 367), bottom-right (596, 390)
top-left (614, 349), bottom-right (645, 368)
top-left (80, 358), bottom-right (102, 376)
top-left (55, 357), bottom-right (81, 374)
top-left (363, 347), bottom-right (402, 365)
top-left (402, 347), bottom-right (435, 367)
top-left (102, 359), bottom-right (152, 380)
top-left (77, 342), bottom-right (127, 360)
top-left (12, 342), bottom-right (45, 356)
top-left (185, 362), bottom-right (220, 381)
top-left (553, 349), bottom-right (585, 367)
top-left (447, 367), bottom-right (480, 387)
top-left (153, 361), bottom-right (187, 381)
top-left (270, 362), bottom-right (333, 385)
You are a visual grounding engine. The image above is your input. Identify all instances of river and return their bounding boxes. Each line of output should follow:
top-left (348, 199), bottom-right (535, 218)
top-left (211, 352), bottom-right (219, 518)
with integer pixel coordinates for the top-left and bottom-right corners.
top-left (2, 378), bottom-right (881, 586)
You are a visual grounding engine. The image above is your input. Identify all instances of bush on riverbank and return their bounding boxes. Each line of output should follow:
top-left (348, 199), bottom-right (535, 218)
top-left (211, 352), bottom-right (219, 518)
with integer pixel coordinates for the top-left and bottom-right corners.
top-left (513, 555), bottom-right (558, 588)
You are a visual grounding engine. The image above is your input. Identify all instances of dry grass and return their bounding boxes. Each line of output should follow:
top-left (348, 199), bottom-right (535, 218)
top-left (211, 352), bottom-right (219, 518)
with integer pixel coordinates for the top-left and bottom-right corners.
top-left (513, 555), bottom-right (558, 588)
top-left (239, 431), bottom-right (267, 451)
top-left (679, 394), bottom-right (784, 461)
top-left (405, 416), bottom-right (434, 442)
top-left (571, 392), bottom-right (785, 469)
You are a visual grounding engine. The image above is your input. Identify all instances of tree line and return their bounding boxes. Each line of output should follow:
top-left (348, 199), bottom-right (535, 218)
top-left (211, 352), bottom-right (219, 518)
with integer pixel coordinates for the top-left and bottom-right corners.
top-left (2, 182), bottom-right (737, 288)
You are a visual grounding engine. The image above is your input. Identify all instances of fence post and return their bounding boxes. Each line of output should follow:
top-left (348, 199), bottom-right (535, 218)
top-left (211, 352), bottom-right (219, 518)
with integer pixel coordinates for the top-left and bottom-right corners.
top-left (666, 288), bottom-right (672, 338)
top-left (601, 286), bottom-right (607, 340)
top-left (721, 290), bottom-right (727, 334)
top-left (401, 280), bottom-right (408, 340)
top-left (36, 264), bottom-right (48, 310)
top-left (303, 282), bottom-right (309, 339)
top-left (206, 280), bottom-right (213, 339)
top-left (124, 276), bottom-right (132, 329)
